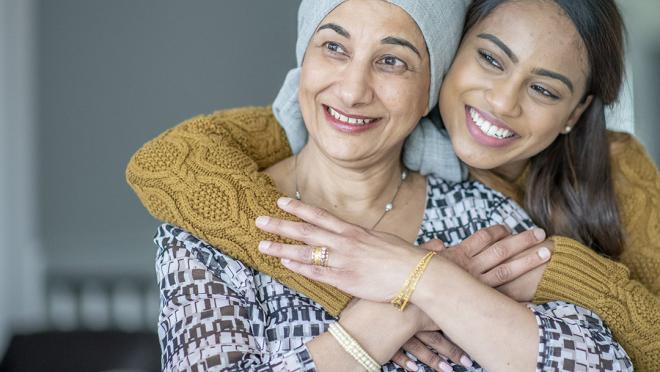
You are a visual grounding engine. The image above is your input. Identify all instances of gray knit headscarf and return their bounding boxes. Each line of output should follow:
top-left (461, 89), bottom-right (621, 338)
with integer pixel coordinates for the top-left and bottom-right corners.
top-left (273, 0), bottom-right (469, 181)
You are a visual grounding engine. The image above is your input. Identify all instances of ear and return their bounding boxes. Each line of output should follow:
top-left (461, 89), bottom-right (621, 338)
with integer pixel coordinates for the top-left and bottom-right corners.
top-left (566, 94), bottom-right (594, 128)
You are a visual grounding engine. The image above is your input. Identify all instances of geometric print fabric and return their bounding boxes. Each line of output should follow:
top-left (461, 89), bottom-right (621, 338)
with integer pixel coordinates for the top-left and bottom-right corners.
top-left (154, 175), bottom-right (632, 371)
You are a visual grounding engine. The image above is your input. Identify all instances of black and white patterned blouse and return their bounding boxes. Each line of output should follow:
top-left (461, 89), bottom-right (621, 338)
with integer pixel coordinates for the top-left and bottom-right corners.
top-left (155, 175), bottom-right (632, 371)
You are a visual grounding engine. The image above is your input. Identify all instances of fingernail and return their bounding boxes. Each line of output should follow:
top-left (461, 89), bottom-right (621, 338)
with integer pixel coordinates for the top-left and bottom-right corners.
top-left (255, 216), bottom-right (269, 226)
top-left (533, 228), bottom-right (546, 241)
top-left (405, 361), bottom-right (418, 371)
top-left (460, 355), bottom-right (473, 368)
top-left (538, 247), bottom-right (551, 260)
top-left (258, 241), bottom-right (271, 252)
top-left (278, 197), bottom-right (292, 207)
top-left (281, 258), bottom-right (291, 265)
top-left (439, 361), bottom-right (453, 372)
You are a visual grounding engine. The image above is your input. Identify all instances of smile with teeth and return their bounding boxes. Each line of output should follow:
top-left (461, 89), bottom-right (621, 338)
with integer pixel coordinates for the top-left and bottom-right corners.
top-left (327, 106), bottom-right (376, 126)
top-left (469, 107), bottom-right (516, 139)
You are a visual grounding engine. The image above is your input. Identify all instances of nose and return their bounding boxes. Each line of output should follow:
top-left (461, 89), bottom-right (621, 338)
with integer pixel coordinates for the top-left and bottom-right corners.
top-left (485, 78), bottom-right (522, 117)
top-left (336, 59), bottom-right (374, 108)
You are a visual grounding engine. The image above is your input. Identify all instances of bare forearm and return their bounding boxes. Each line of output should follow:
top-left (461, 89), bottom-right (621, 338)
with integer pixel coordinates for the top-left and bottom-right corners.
top-left (411, 258), bottom-right (538, 372)
top-left (307, 302), bottom-right (419, 371)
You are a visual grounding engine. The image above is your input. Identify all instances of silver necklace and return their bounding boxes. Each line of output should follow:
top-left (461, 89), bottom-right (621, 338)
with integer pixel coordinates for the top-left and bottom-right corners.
top-left (293, 155), bottom-right (408, 230)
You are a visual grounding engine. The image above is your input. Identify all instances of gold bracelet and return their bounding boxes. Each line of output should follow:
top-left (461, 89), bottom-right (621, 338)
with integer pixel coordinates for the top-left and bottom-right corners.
top-left (328, 322), bottom-right (380, 372)
top-left (391, 251), bottom-right (436, 311)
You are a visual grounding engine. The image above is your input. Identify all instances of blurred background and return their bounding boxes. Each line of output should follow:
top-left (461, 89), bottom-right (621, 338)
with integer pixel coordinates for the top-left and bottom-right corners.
top-left (0, 0), bottom-right (658, 370)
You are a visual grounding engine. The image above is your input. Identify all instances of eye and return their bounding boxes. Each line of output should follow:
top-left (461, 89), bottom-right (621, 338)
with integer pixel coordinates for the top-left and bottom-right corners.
top-left (376, 55), bottom-right (408, 72)
top-left (531, 84), bottom-right (560, 100)
top-left (323, 41), bottom-right (347, 56)
top-left (478, 49), bottom-right (503, 71)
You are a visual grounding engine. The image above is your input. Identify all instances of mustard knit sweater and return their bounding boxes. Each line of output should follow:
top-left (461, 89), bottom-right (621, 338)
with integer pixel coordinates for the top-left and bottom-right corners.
top-left (126, 106), bottom-right (660, 371)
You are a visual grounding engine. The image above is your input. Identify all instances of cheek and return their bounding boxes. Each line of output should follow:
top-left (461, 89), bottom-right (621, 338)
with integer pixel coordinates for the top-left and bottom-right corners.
top-left (300, 60), bottom-right (333, 96)
top-left (377, 79), bottom-right (428, 119)
top-left (527, 105), bottom-right (573, 136)
top-left (517, 107), bottom-right (569, 155)
top-left (440, 72), bottom-right (476, 134)
top-left (439, 76), bottom-right (459, 117)
top-left (298, 60), bottom-right (337, 116)
top-left (441, 60), bottom-right (485, 107)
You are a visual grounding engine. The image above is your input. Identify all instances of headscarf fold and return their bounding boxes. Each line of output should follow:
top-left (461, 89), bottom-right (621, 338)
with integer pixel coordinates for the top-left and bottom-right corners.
top-left (273, 0), bottom-right (469, 181)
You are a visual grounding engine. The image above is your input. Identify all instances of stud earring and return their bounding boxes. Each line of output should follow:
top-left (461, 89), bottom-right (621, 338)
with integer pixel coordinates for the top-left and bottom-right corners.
top-left (563, 126), bottom-right (572, 134)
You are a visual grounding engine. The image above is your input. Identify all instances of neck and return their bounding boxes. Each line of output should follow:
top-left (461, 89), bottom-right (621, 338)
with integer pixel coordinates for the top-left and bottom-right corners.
top-left (491, 159), bottom-right (529, 182)
top-left (294, 143), bottom-right (405, 226)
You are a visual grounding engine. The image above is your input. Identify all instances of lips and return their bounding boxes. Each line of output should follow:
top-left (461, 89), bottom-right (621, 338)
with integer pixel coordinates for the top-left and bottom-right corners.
top-left (323, 105), bottom-right (381, 133)
top-left (327, 106), bottom-right (376, 125)
top-left (464, 105), bottom-right (519, 147)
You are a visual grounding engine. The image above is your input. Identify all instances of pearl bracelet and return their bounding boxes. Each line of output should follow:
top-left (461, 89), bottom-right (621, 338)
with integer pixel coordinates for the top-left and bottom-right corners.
top-left (328, 322), bottom-right (381, 372)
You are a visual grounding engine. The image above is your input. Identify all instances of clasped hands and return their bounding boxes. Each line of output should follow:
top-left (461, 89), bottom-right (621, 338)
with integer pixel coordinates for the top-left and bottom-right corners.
top-left (256, 197), bottom-right (552, 371)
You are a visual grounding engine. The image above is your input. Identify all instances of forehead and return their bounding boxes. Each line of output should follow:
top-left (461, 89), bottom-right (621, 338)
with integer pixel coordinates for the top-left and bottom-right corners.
top-left (473, 1), bottom-right (589, 81)
top-left (321, 0), bottom-right (426, 47)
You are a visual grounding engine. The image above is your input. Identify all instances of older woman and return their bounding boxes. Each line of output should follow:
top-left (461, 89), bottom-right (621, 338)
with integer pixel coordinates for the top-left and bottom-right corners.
top-left (131, 0), bottom-right (632, 371)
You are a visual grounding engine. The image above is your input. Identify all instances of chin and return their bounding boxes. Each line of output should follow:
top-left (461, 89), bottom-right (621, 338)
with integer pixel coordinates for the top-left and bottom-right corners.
top-left (463, 157), bottom-right (503, 171)
top-left (452, 139), bottom-right (506, 171)
top-left (316, 137), bottom-right (367, 161)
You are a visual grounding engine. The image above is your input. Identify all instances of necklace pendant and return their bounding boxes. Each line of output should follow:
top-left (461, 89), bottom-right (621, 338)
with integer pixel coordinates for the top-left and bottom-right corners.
top-left (384, 203), bottom-right (393, 212)
top-left (295, 190), bottom-right (302, 200)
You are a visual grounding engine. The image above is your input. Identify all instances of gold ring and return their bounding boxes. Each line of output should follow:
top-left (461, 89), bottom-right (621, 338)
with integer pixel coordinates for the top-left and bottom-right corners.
top-left (312, 246), bottom-right (329, 267)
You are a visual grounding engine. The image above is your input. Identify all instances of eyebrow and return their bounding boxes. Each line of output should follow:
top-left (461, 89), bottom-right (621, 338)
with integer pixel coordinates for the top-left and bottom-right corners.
top-left (477, 33), bottom-right (518, 63)
top-left (317, 23), bottom-right (350, 38)
top-left (381, 36), bottom-right (421, 58)
top-left (532, 68), bottom-right (574, 92)
top-left (477, 33), bottom-right (574, 93)
top-left (317, 23), bottom-right (422, 58)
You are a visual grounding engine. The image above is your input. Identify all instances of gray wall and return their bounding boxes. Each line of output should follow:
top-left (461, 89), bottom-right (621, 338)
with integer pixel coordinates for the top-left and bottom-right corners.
top-left (37, 0), bottom-right (299, 277)
top-left (1, 0), bottom-right (658, 356)
top-left (620, 0), bottom-right (660, 162)
top-left (35, 0), bottom-right (659, 283)
top-left (1, 0), bottom-right (42, 353)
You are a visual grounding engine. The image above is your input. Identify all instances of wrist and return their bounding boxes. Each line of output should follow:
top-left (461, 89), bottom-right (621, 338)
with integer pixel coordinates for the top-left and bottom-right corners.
top-left (339, 301), bottom-right (418, 364)
top-left (328, 323), bottom-right (380, 372)
top-left (390, 251), bottom-right (442, 312)
top-left (409, 255), bottom-right (451, 310)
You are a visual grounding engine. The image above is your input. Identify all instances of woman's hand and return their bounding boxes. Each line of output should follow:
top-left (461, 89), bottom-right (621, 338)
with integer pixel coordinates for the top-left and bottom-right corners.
top-left (389, 236), bottom-right (551, 370)
top-left (421, 228), bottom-right (551, 289)
top-left (258, 197), bottom-right (549, 370)
top-left (392, 331), bottom-right (473, 372)
top-left (256, 197), bottom-right (424, 302)
top-left (495, 240), bottom-right (553, 302)
top-left (255, 197), bottom-right (549, 303)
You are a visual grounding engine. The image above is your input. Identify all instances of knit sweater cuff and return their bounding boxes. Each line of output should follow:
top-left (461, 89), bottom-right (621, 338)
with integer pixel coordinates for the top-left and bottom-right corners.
top-left (533, 235), bottom-right (629, 310)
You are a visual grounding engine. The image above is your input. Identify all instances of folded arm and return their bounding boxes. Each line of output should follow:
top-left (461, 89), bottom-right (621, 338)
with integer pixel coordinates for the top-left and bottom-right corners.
top-left (156, 224), bottom-right (433, 371)
top-left (127, 107), bottom-right (353, 315)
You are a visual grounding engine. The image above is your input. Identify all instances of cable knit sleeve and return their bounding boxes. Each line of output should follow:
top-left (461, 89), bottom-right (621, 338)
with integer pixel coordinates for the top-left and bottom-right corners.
top-left (533, 132), bottom-right (660, 372)
top-left (125, 106), bottom-right (352, 316)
